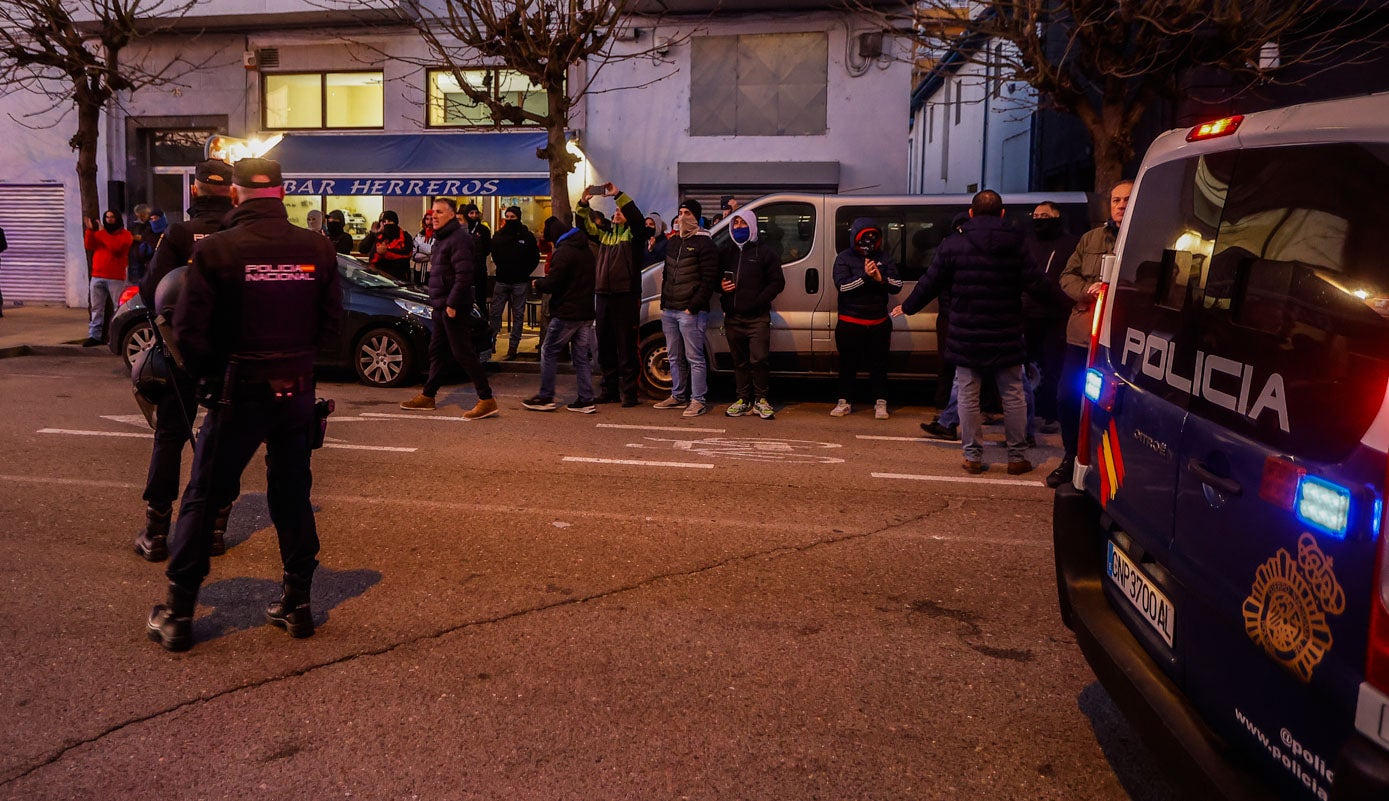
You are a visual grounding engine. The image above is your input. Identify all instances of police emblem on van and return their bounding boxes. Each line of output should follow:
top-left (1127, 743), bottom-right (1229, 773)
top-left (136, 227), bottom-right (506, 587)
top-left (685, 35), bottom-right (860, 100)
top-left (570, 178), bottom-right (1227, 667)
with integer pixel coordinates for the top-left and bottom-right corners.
top-left (1241, 533), bottom-right (1346, 683)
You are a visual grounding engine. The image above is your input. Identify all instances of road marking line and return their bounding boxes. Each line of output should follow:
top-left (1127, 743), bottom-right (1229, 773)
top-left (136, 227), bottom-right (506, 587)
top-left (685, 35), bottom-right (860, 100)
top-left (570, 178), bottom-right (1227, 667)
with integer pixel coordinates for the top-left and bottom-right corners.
top-left (597, 423), bottom-right (726, 434)
top-left (850, 433), bottom-right (927, 441)
top-left (360, 412), bottom-right (469, 421)
top-left (38, 429), bottom-right (413, 453)
top-left (872, 471), bottom-right (1043, 488)
top-left (100, 414), bottom-right (156, 428)
top-left (38, 428), bottom-right (146, 438)
top-left (563, 456), bottom-right (714, 469)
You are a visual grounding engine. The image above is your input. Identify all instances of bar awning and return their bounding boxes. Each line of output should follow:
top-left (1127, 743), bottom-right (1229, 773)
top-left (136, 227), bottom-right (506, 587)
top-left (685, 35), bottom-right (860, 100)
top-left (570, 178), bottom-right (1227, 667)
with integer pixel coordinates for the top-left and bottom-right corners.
top-left (266, 132), bottom-right (553, 197)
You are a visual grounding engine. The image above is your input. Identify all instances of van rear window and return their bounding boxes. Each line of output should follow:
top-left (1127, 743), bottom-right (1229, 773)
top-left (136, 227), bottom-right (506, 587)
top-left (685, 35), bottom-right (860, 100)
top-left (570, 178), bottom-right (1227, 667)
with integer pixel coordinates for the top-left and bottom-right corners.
top-left (1113, 143), bottom-right (1389, 461)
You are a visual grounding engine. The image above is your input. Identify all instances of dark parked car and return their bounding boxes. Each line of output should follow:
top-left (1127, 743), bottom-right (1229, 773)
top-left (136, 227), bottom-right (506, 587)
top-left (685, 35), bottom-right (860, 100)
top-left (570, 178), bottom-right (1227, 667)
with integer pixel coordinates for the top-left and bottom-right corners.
top-left (110, 254), bottom-right (434, 388)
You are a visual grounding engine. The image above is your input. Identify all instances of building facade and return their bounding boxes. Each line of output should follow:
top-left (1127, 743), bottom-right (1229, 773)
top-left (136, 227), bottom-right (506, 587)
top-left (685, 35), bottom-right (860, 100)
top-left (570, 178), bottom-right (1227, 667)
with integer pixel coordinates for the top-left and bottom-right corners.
top-left (0, 1), bottom-right (910, 308)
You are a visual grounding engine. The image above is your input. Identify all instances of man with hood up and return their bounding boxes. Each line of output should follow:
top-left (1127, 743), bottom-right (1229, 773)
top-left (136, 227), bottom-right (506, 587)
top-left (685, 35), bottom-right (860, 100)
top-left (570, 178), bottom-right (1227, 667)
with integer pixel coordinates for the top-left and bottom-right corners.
top-left (577, 182), bottom-right (651, 406)
top-left (654, 199), bottom-right (720, 417)
top-left (717, 207), bottom-right (784, 419)
top-left (463, 202), bottom-right (492, 317)
top-left (489, 205), bottom-right (540, 360)
top-left (893, 190), bottom-right (1067, 476)
top-left (324, 210), bottom-right (354, 254)
top-left (364, 210), bottom-right (412, 282)
top-left (523, 216), bottom-right (597, 413)
top-left (831, 216), bottom-right (903, 420)
top-left (82, 209), bottom-right (133, 346)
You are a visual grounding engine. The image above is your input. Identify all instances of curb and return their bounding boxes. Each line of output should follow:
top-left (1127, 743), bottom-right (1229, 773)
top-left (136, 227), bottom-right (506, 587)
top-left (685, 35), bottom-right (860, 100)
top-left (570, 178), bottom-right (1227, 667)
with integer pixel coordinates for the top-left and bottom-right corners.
top-left (0, 344), bottom-right (115, 360)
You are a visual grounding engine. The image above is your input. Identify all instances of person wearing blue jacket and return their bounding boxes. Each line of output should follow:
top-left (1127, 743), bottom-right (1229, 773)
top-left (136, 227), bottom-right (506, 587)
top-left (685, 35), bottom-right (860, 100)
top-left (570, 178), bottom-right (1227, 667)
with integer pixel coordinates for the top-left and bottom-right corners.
top-left (831, 217), bottom-right (903, 419)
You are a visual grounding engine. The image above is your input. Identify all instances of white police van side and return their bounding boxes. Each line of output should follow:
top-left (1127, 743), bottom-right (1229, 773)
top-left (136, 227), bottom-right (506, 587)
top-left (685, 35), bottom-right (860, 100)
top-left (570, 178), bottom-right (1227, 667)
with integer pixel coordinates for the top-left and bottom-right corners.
top-left (1053, 92), bottom-right (1389, 800)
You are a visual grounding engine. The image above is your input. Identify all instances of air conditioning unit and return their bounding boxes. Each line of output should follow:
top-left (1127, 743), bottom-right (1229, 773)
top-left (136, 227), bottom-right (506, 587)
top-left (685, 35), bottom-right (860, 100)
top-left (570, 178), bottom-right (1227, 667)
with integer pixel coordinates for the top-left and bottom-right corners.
top-left (243, 50), bottom-right (258, 70)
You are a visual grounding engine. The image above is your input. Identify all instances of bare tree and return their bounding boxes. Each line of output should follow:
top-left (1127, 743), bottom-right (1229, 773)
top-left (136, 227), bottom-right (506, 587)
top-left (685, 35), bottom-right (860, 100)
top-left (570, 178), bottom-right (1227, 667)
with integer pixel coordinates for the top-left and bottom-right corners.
top-left (0, 0), bottom-right (207, 225)
top-left (862, 0), bottom-right (1384, 193)
top-left (382, 0), bottom-right (677, 223)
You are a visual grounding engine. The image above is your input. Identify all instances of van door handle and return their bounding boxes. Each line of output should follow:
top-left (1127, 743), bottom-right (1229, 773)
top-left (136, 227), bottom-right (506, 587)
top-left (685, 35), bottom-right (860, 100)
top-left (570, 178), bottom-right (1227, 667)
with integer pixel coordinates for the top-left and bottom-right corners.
top-left (1187, 459), bottom-right (1242, 497)
top-left (805, 268), bottom-right (819, 294)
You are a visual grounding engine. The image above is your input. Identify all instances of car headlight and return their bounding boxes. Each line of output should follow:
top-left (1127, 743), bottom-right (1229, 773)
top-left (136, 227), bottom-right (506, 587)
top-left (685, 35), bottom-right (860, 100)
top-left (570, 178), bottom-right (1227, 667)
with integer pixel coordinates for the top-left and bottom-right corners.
top-left (394, 298), bottom-right (433, 319)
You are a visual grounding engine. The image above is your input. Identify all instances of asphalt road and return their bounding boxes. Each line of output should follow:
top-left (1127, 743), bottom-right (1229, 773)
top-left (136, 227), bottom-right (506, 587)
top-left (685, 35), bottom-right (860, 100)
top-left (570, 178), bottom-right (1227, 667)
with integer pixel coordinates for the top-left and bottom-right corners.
top-left (0, 354), bottom-right (1181, 801)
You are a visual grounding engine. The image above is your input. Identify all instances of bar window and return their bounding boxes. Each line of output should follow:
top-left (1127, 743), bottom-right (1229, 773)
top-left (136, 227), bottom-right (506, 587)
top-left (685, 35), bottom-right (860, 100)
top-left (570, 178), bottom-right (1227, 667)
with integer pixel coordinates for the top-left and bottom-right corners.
top-left (264, 71), bottom-right (383, 130)
top-left (428, 69), bottom-right (548, 127)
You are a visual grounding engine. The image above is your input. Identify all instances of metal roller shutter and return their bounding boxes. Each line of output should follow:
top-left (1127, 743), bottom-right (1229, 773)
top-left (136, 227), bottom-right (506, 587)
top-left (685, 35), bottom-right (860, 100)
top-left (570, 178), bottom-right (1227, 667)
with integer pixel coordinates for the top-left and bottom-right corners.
top-left (0, 184), bottom-right (67, 304)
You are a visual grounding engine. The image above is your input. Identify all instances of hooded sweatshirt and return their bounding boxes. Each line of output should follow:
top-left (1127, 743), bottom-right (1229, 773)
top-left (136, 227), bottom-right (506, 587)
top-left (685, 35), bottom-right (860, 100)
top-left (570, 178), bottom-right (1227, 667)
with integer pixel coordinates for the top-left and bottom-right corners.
top-left (832, 217), bottom-right (902, 322)
top-left (644, 212), bottom-right (668, 267)
top-left (534, 220), bottom-right (595, 321)
top-left (85, 212), bottom-right (133, 281)
top-left (900, 214), bottom-right (1067, 369)
top-left (490, 218), bottom-right (541, 283)
top-left (576, 192), bottom-right (652, 294)
top-left (717, 207), bottom-right (785, 318)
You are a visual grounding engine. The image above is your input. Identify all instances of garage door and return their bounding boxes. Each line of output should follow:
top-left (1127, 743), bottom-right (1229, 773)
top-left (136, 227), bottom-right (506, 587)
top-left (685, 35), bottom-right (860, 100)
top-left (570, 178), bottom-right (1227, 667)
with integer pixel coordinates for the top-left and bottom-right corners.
top-left (0, 184), bottom-right (67, 304)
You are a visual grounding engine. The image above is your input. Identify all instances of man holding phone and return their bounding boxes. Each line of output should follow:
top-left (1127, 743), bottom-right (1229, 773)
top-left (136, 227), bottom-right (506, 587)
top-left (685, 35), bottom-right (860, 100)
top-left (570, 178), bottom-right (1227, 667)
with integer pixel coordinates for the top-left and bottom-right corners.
top-left (717, 208), bottom-right (784, 418)
top-left (576, 181), bottom-right (652, 406)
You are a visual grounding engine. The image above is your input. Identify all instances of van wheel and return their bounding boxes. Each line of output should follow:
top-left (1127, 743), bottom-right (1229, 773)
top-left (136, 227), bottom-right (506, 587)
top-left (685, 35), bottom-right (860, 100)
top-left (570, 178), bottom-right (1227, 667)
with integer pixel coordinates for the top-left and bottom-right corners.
top-left (639, 330), bottom-right (672, 397)
top-left (121, 319), bottom-right (156, 369)
top-left (355, 327), bottom-right (415, 388)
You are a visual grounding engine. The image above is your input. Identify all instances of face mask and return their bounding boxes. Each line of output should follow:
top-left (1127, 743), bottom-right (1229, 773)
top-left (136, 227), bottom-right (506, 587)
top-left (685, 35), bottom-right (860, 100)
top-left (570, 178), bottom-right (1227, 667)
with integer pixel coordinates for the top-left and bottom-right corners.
top-left (382, 223), bottom-right (400, 240)
top-left (731, 226), bottom-right (750, 244)
top-left (103, 217), bottom-right (122, 233)
top-left (678, 216), bottom-right (698, 237)
top-left (327, 220), bottom-right (344, 236)
top-left (1032, 217), bottom-right (1062, 239)
top-left (854, 229), bottom-right (880, 255)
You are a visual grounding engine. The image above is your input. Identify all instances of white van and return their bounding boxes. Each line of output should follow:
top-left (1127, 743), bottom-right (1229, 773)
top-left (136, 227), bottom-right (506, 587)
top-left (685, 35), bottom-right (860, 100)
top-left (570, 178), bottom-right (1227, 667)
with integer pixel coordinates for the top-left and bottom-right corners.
top-left (637, 191), bottom-right (1092, 394)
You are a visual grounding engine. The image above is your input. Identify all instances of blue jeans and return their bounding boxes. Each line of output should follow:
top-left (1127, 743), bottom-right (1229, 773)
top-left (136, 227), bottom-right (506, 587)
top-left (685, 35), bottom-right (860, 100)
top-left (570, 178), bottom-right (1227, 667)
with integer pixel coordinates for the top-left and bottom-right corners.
top-left (956, 365), bottom-right (1028, 464)
top-left (661, 309), bottom-right (708, 403)
top-left (88, 277), bottom-right (127, 340)
top-left (539, 318), bottom-right (595, 401)
top-left (490, 281), bottom-right (528, 352)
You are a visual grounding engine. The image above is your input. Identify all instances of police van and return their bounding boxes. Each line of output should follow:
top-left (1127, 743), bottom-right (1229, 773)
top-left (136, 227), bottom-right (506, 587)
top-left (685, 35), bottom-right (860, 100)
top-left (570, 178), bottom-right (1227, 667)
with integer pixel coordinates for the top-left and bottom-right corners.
top-left (1052, 93), bottom-right (1389, 799)
top-left (636, 191), bottom-right (1090, 394)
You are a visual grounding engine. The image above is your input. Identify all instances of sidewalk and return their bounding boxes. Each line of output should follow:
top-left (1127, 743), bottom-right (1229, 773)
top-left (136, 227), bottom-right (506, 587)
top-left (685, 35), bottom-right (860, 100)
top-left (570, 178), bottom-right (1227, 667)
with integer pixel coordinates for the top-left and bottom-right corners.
top-left (0, 303), bottom-right (107, 359)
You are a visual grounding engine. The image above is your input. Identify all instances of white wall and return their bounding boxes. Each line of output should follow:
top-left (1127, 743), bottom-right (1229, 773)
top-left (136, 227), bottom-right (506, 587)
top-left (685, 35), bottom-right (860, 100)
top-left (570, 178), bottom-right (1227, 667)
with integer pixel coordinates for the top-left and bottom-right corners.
top-left (583, 12), bottom-right (911, 218)
top-left (910, 41), bottom-right (1037, 196)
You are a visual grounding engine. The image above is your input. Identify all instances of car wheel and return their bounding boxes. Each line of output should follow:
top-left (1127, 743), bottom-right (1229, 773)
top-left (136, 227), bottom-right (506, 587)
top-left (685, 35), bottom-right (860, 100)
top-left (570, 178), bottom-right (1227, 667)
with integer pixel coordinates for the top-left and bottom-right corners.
top-left (120, 319), bottom-right (156, 369)
top-left (354, 327), bottom-right (415, 388)
top-left (638, 330), bottom-right (672, 397)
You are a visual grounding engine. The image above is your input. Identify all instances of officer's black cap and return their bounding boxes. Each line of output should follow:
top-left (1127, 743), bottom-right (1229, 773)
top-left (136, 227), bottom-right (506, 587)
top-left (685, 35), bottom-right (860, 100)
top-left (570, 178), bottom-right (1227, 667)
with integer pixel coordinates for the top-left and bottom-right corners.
top-left (195, 159), bottom-right (234, 185)
top-left (233, 158), bottom-right (283, 188)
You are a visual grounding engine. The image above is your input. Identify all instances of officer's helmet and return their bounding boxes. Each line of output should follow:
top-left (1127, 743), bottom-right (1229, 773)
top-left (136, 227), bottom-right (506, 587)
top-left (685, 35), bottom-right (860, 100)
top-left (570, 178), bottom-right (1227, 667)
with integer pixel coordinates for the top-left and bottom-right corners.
top-left (153, 265), bottom-right (186, 318)
top-left (131, 345), bottom-right (172, 403)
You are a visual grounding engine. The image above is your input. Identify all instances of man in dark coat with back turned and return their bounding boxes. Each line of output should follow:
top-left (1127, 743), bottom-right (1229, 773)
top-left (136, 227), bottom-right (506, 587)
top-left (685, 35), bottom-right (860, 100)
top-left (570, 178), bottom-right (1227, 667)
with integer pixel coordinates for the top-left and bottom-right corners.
top-left (893, 190), bottom-right (1066, 476)
top-left (146, 157), bottom-right (342, 652)
top-left (133, 159), bottom-right (238, 563)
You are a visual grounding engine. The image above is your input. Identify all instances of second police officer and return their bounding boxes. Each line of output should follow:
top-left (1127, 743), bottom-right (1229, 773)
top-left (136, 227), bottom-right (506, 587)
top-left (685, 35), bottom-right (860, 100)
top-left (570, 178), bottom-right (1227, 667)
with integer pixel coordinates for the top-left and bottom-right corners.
top-left (133, 159), bottom-right (238, 562)
top-left (146, 158), bottom-right (343, 652)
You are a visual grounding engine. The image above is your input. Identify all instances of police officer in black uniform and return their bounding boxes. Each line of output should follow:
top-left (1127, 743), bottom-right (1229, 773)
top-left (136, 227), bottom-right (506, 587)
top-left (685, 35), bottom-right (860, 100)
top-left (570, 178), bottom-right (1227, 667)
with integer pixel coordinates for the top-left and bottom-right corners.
top-left (134, 159), bottom-right (237, 563)
top-left (147, 158), bottom-right (342, 652)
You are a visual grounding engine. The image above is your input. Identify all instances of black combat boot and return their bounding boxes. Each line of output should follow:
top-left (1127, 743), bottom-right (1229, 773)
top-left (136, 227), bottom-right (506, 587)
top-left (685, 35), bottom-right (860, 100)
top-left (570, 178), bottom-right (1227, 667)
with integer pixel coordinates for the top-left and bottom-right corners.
top-left (209, 504), bottom-right (232, 557)
top-left (1046, 456), bottom-right (1075, 489)
top-left (265, 574), bottom-right (315, 638)
top-left (134, 506), bottom-right (172, 562)
top-left (147, 583), bottom-right (197, 652)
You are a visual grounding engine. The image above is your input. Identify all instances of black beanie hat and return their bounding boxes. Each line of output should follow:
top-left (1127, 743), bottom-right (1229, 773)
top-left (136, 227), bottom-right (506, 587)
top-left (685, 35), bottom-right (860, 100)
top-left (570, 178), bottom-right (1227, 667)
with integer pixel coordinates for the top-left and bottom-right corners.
top-left (380, 210), bottom-right (399, 224)
top-left (680, 198), bottom-right (702, 220)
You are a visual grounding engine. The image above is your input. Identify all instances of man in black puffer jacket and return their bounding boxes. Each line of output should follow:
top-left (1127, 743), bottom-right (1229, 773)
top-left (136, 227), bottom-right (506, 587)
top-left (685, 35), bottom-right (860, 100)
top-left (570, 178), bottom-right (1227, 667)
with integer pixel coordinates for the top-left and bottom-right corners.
top-left (399, 198), bottom-right (497, 419)
top-left (655, 199), bottom-right (720, 417)
top-left (522, 217), bottom-right (597, 413)
top-left (894, 190), bottom-right (1067, 476)
top-left (717, 207), bottom-right (784, 419)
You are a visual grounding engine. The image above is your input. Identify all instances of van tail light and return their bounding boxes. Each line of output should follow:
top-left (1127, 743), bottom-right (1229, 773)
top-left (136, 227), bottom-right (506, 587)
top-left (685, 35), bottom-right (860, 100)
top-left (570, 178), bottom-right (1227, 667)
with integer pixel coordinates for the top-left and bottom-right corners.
top-left (1369, 495), bottom-right (1389, 691)
top-left (117, 286), bottom-right (140, 306)
top-left (1186, 115), bottom-right (1243, 142)
top-left (1075, 286), bottom-right (1108, 467)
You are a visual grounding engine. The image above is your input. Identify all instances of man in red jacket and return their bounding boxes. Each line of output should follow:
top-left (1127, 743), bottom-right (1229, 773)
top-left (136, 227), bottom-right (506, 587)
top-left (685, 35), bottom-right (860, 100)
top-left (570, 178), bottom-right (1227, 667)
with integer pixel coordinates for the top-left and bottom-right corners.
top-left (82, 209), bottom-right (133, 346)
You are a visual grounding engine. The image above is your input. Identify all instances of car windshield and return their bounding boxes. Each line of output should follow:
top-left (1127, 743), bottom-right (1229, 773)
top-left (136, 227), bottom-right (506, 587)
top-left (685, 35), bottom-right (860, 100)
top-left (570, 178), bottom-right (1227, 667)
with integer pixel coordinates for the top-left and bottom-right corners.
top-left (338, 256), bottom-right (403, 289)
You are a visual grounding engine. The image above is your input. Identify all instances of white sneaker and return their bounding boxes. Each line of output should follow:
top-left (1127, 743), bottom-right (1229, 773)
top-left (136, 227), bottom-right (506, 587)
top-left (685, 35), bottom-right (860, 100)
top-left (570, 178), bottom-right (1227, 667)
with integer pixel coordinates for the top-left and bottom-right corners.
top-left (875, 399), bottom-right (889, 420)
top-left (830, 399), bottom-right (851, 417)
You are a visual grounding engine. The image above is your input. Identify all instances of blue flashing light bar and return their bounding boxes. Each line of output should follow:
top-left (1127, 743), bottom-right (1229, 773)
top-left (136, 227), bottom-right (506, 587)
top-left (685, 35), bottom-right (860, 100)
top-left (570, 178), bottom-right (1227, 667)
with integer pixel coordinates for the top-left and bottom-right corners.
top-left (1296, 475), bottom-right (1352, 539)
